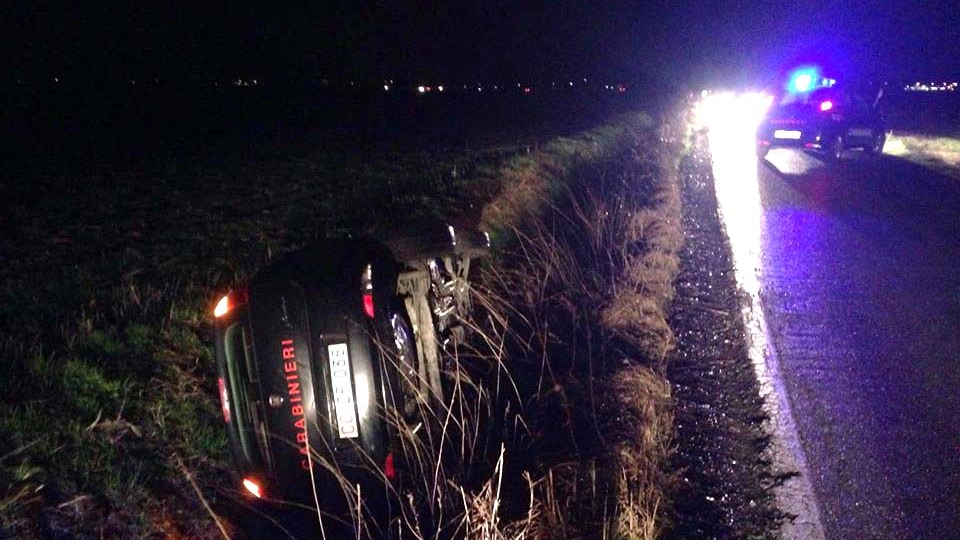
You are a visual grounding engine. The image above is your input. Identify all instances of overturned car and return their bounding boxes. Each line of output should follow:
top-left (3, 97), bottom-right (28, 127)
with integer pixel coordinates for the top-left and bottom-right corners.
top-left (212, 225), bottom-right (491, 537)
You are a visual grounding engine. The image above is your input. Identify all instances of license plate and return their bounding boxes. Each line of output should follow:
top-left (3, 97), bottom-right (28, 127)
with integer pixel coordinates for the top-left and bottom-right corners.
top-left (327, 343), bottom-right (359, 439)
top-left (849, 128), bottom-right (872, 137)
top-left (774, 130), bottom-right (802, 140)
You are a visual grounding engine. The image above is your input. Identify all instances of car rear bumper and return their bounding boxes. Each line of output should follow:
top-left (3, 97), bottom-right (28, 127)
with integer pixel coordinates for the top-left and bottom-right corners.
top-left (757, 125), bottom-right (824, 150)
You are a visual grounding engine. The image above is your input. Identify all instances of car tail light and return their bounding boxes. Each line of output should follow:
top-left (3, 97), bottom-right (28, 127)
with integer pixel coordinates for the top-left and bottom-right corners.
top-left (384, 452), bottom-right (396, 480)
top-left (242, 478), bottom-right (264, 499)
top-left (361, 264), bottom-right (374, 318)
top-left (819, 100), bottom-right (834, 112)
top-left (363, 293), bottom-right (375, 318)
top-left (214, 294), bottom-right (231, 318)
top-left (217, 377), bottom-right (231, 423)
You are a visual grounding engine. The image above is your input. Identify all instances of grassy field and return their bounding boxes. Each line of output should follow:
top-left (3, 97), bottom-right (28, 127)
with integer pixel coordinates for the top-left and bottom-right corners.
top-left (0, 106), bottom-right (685, 539)
top-left (884, 132), bottom-right (960, 180)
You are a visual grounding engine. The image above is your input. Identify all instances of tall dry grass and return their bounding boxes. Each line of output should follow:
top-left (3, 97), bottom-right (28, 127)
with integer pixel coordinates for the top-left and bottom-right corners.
top-left (466, 112), bottom-right (685, 540)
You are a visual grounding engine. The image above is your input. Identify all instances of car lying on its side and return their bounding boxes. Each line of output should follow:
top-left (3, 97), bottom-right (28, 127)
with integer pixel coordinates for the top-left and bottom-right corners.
top-left (757, 86), bottom-right (886, 160)
top-left (212, 225), bottom-right (490, 538)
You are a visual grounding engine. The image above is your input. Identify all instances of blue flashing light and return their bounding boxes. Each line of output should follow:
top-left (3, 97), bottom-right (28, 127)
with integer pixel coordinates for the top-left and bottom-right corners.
top-left (794, 73), bottom-right (814, 92)
top-left (788, 67), bottom-right (820, 94)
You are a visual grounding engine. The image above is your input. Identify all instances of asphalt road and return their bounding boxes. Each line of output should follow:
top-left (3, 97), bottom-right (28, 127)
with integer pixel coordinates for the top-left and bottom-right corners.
top-left (714, 145), bottom-right (960, 539)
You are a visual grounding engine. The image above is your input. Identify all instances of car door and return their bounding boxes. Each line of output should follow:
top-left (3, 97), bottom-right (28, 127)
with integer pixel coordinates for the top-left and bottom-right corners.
top-left (843, 93), bottom-right (877, 146)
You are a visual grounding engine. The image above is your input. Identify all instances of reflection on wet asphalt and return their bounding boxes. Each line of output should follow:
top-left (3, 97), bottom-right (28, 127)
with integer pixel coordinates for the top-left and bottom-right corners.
top-left (750, 150), bottom-right (960, 539)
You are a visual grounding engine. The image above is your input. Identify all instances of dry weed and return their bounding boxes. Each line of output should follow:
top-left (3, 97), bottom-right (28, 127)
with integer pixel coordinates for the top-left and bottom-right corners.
top-left (475, 112), bottom-right (685, 540)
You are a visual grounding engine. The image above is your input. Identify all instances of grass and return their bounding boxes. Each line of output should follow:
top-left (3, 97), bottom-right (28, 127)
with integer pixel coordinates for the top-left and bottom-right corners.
top-left (0, 107), bottom-right (687, 539)
top-left (475, 110), bottom-right (685, 539)
top-left (884, 132), bottom-right (960, 180)
top-left (0, 138), bottom-right (524, 538)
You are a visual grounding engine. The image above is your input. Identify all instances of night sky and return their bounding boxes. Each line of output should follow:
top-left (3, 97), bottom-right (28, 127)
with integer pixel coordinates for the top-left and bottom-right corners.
top-left (2, 0), bottom-right (958, 88)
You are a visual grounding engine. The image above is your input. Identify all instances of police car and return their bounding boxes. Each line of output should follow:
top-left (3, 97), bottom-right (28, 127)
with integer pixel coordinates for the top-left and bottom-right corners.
top-left (757, 70), bottom-right (886, 160)
top-left (212, 226), bottom-right (491, 538)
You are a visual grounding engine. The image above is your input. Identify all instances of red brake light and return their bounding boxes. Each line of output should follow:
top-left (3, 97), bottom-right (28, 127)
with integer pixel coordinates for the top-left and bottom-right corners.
top-left (242, 478), bottom-right (264, 499)
top-left (819, 100), bottom-right (833, 112)
top-left (384, 452), bottom-right (396, 480)
top-left (363, 292), bottom-right (375, 318)
top-left (217, 377), bottom-right (231, 423)
top-left (361, 264), bottom-right (374, 318)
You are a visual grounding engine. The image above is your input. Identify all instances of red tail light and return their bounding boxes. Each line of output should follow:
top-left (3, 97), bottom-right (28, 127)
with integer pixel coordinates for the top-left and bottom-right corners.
top-left (242, 478), bottom-right (264, 499)
top-left (361, 264), bottom-right (374, 318)
top-left (384, 452), bottom-right (396, 480)
top-left (363, 292), bottom-right (375, 318)
top-left (217, 377), bottom-right (231, 423)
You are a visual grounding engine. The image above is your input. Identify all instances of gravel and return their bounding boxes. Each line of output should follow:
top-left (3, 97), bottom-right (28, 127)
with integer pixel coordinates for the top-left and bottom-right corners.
top-left (662, 143), bottom-right (786, 540)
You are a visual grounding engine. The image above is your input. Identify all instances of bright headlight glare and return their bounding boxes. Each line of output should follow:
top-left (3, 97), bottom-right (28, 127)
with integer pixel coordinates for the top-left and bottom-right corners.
top-left (696, 91), bottom-right (772, 134)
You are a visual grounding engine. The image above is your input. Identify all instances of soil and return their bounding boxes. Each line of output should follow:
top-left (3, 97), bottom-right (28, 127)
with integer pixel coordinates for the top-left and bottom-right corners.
top-left (662, 141), bottom-right (786, 539)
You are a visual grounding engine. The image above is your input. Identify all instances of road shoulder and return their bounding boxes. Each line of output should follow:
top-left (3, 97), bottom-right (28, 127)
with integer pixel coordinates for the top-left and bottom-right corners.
top-left (663, 140), bottom-right (820, 539)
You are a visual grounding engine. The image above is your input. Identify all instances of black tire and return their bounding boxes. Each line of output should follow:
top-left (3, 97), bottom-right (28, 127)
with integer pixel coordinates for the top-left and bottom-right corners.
top-left (383, 305), bottom-right (498, 537)
top-left (375, 310), bottom-right (429, 537)
top-left (389, 312), bottom-right (415, 412)
top-left (380, 308), bottom-right (449, 537)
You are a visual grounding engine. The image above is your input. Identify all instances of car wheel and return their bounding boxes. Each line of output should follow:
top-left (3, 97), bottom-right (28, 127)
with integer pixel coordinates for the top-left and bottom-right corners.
top-left (385, 311), bottom-right (430, 424)
top-left (383, 308), bottom-right (459, 538)
top-left (865, 131), bottom-right (885, 155)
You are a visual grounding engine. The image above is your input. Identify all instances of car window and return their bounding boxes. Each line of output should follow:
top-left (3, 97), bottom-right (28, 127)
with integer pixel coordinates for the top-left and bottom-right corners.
top-left (776, 87), bottom-right (837, 107)
top-left (845, 93), bottom-right (870, 114)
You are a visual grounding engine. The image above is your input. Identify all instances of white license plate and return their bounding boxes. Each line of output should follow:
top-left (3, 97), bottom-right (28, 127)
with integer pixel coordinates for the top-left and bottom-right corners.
top-left (327, 343), bottom-right (359, 439)
top-left (849, 128), bottom-right (872, 137)
top-left (774, 130), bottom-right (802, 140)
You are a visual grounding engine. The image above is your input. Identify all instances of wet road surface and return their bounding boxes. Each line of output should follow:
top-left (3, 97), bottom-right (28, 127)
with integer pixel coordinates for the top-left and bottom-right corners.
top-left (713, 146), bottom-right (960, 539)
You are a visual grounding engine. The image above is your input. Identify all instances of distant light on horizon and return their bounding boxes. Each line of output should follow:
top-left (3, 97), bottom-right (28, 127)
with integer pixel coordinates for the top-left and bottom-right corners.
top-left (12, 74), bottom-right (640, 94)
top-left (904, 81), bottom-right (957, 92)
